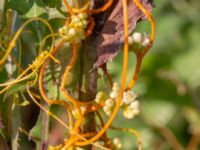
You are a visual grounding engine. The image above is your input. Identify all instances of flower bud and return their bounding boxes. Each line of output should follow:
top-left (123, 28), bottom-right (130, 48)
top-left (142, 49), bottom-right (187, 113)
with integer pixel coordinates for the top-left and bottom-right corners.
top-left (78, 13), bottom-right (87, 20)
top-left (132, 32), bottom-right (143, 43)
top-left (113, 138), bottom-right (122, 149)
top-left (95, 91), bottom-right (107, 103)
top-left (128, 36), bottom-right (134, 45)
top-left (141, 37), bottom-right (150, 47)
top-left (130, 101), bottom-right (140, 111)
top-left (123, 90), bottom-right (137, 104)
top-left (58, 28), bottom-right (64, 34)
top-left (82, 20), bottom-right (88, 29)
top-left (112, 82), bottom-right (119, 92)
top-left (71, 16), bottom-right (80, 24)
top-left (105, 99), bottom-right (114, 107)
top-left (68, 28), bottom-right (76, 36)
top-left (123, 108), bottom-right (135, 119)
top-left (110, 91), bottom-right (118, 99)
top-left (103, 105), bottom-right (112, 116)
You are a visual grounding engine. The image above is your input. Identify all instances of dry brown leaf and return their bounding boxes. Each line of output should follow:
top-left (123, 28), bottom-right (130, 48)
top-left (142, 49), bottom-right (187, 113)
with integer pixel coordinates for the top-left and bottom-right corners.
top-left (94, 0), bottom-right (154, 68)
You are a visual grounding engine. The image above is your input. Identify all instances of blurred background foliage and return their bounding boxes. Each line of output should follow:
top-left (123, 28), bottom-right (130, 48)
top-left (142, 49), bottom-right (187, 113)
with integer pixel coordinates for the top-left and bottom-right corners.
top-left (107, 0), bottom-right (200, 149)
top-left (0, 0), bottom-right (200, 150)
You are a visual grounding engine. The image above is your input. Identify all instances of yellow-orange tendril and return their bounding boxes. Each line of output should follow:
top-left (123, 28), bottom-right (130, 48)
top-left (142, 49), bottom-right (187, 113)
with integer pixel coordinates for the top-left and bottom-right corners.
top-left (126, 0), bottom-right (156, 91)
top-left (73, 0), bottom-right (129, 145)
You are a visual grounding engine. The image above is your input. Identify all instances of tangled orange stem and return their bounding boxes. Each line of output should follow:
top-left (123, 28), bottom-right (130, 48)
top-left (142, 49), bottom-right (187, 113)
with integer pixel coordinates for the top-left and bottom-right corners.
top-left (38, 39), bottom-right (74, 127)
top-left (86, 16), bottom-right (95, 36)
top-left (74, 0), bottom-right (129, 145)
top-left (89, 0), bottom-right (113, 14)
top-left (125, 54), bottom-right (142, 91)
top-left (63, 0), bottom-right (74, 15)
top-left (0, 17), bottom-right (54, 66)
top-left (27, 85), bottom-right (109, 150)
top-left (60, 43), bottom-right (85, 141)
top-left (126, 0), bottom-right (156, 90)
top-left (60, 43), bottom-right (93, 106)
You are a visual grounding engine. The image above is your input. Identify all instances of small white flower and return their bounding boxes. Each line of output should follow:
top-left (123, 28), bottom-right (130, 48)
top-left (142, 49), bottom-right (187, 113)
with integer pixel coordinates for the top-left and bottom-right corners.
top-left (78, 13), bottom-right (87, 20)
top-left (141, 37), bottom-right (150, 47)
top-left (123, 108), bottom-right (135, 119)
top-left (123, 100), bottom-right (140, 119)
top-left (132, 32), bottom-right (143, 43)
top-left (103, 105), bottom-right (112, 116)
top-left (113, 138), bottom-right (122, 149)
top-left (110, 91), bottom-right (118, 99)
top-left (112, 82), bottom-right (119, 92)
top-left (123, 90), bottom-right (137, 104)
top-left (103, 105), bottom-right (110, 112)
top-left (130, 101), bottom-right (140, 112)
top-left (72, 16), bottom-right (80, 23)
top-left (128, 36), bottom-right (134, 45)
top-left (105, 99), bottom-right (115, 107)
top-left (68, 28), bottom-right (76, 36)
top-left (81, 20), bottom-right (88, 29)
top-left (58, 28), bottom-right (64, 34)
top-left (62, 26), bottom-right (69, 33)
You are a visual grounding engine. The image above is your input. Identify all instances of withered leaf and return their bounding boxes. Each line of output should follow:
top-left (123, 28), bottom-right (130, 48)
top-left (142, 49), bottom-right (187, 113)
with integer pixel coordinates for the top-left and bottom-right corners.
top-left (94, 0), bottom-right (154, 68)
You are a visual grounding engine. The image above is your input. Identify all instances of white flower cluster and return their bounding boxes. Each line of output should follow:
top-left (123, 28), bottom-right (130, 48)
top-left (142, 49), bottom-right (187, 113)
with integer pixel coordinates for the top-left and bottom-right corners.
top-left (122, 91), bottom-right (140, 119)
top-left (58, 13), bottom-right (89, 43)
top-left (102, 82), bottom-right (119, 116)
top-left (95, 82), bottom-right (140, 119)
top-left (128, 32), bottom-right (150, 47)
top-left (113, 138), bottom-right (122, 149)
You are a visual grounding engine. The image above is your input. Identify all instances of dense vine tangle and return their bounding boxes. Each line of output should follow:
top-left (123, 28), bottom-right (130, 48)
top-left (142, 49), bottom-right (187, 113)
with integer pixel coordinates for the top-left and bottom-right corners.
top-left (38, 39), bottom-right (80, 130)
top-left (36, 0), bottom-right (154, 149)
top-left (37, 18), bottom-right (94, 149)
top-left (0, 51), bottom-right (60, 94)
top-left (38, 37), bottom-right (75, 129)
top-left (0, 17), bottom-right (54, 66)
top-left (126, 0), bottom-right (156, 91)
top-left (59, 1), bottom-right (111, 140)
top-left (0, 17), bottom-right (56, 94)
top-left (59, 0), bottom-right (113, 107)
top-left (64, 0), bottom-right (129, 147)
top-left (26, 85), bottom-right (110, 150)
top-left (59, 0), bottom-right (117, 147)
top-left (58, 0), bottom-right (114, 109)
top-left (63, 0), bottom-right (155, 149)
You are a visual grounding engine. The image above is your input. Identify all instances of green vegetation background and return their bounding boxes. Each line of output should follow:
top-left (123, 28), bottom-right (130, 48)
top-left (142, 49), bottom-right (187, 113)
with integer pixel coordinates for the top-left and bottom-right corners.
top-left (110, 0), bottom-right (200, 149)
top-left (0, 0), bottom-right (200, 150)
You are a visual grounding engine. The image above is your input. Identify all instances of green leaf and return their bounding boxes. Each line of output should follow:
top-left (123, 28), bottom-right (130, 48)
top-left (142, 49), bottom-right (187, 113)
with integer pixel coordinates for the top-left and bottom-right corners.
top-left (29, 104), bottom-right (50, 149)
top-left (8, 0), bottom-right (65, 19)
top-left (23, 1), bottom-right (47, 18)
top-left (3, 80), bottom-right (34, 100)
top-left (29, 110), bottom-right (43, 142)
top-left (8, 0), bottom-right (46, 18)
top-left (42, 0), bottom-right (62, 8)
